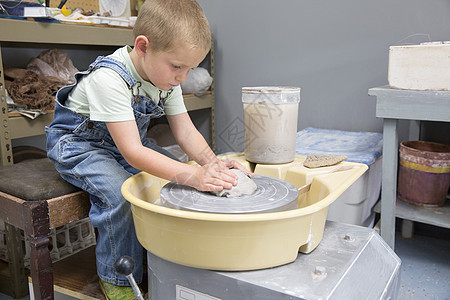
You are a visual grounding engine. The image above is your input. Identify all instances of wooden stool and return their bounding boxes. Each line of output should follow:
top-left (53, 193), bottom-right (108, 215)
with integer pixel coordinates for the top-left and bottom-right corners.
top-left (0, 158), bottom-right (91, 300)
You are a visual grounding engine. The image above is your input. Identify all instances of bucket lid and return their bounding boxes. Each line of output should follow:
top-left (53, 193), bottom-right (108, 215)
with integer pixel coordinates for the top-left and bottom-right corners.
top-left (242, 86), bottom-right (300, 94)
top-left (242, 86), bottom-right (300, 104)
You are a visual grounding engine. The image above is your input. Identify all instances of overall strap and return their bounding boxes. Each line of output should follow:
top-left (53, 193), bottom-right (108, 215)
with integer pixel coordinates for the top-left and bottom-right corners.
top-left (88, 56), bottom-right (137, 89)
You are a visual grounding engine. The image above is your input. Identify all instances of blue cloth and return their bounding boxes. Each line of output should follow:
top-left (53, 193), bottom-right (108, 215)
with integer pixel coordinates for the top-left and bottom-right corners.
top-left (46, 56), bottom-right (178, 286)
top-left (295, 127), bottom-right (383, 165)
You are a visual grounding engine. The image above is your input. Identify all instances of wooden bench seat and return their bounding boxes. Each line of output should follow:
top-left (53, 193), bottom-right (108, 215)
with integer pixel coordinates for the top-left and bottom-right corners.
top-left (0, 158), bottom-right (90, 300)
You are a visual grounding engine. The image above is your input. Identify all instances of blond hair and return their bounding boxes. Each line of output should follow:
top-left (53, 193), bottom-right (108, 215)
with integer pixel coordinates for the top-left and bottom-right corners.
top-left (133, 0), bottom-right (211, 54)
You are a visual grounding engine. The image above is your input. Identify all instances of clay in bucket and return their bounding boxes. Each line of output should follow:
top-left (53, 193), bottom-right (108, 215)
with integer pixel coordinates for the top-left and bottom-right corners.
top-left (242, 86), bottom-right (300, 164)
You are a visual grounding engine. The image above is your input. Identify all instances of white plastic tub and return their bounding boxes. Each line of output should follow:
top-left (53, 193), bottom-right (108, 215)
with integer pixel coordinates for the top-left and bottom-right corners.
top-left (296, 127), bottom-right (383, 226)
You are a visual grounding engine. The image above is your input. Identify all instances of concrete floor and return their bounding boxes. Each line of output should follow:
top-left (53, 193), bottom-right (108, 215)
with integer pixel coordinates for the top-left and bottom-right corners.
top-left (1, 225), bottom-right (449, 300)
top-left (395, 228), bottom-right (450, 299)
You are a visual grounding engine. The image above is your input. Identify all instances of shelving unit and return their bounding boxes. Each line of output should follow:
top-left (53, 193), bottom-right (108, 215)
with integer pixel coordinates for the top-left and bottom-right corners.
top-left (0, 18), bottom-right (215, 167)
top-left (368, 85), bottom-right (450, 249)
top-left (373, 199), bottom-right (450, 231)
top-left (0, 18), bottom-right (215, 299)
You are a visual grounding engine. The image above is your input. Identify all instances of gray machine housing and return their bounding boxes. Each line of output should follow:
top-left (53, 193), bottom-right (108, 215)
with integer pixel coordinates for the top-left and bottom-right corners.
top-left (148, 221), bottom-right (401, 300)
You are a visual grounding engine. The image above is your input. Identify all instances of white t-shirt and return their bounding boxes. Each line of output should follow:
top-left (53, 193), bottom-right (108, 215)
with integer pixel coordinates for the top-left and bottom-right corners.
top-left (65, 46), bottom-right (186, 122)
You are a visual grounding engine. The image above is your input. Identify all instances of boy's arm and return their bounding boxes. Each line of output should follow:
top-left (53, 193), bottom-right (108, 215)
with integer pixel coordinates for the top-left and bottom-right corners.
top-left (167, 112), bottom-right (217, 165)
top-left (167, 113), bottom-right (253, 176)
top-left (106, 120), bottom-right (237, 191)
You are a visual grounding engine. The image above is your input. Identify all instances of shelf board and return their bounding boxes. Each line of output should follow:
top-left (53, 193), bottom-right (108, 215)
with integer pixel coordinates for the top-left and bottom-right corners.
top-left (368, 86), bottom-right (450, 122)
top-left (6, 92), bottom-right (213, 137)
top-left (0, 18), bottom-right (134, 46)
top-left (184, 92), bottom-right (213, 111)
top-left (7, 113), bottom-right (53, 139)
top-left (373, 199), bottom-right (450, 229)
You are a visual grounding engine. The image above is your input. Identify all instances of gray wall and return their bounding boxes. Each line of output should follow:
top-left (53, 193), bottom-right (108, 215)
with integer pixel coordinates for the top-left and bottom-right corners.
top-left (5, 1), bottom-right (450, 153)
top-left (198, 0), bottom-right (450, 154)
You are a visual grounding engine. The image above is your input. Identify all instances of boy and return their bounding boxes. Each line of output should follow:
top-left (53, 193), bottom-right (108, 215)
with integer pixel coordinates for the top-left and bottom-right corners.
top-left (46, 0), bottom-right (251, 298)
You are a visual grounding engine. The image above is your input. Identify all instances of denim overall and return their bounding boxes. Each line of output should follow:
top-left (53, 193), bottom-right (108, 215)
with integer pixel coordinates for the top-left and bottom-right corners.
top-left (46, 56), bottom-right (178, 286)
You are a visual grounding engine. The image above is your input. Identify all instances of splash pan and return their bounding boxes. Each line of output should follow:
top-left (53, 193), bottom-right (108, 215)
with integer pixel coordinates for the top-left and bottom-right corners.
top-left (122, 154), bottom-right (367, 271)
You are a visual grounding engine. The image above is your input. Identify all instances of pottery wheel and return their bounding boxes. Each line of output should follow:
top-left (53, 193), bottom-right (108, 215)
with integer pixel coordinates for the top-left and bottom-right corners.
top-left (160, 175), bottom-right (299, 214)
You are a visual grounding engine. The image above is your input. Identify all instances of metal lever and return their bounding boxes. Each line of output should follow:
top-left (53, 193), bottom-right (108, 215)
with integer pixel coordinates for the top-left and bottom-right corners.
top-left (114, 256), bottom-right (145, 300)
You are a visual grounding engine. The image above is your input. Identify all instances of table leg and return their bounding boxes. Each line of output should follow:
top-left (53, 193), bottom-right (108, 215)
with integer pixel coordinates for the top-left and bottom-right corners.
top-left (380, 118), bottom-right (398, 249)
top-left (4, 223), bottom-right (28, 298)
top-left (401, 120), bottom-right (421, 240)
top-left (409, 120), bottom-right (421, 140)
top-left (401, 220), bottom-right (414, 239)
top-left (23, 201), bottom-right (54, 300)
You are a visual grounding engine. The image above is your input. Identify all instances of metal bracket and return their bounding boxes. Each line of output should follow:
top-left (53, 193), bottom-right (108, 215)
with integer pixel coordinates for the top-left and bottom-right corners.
top-left (0, 43), bottom-right (13, 166)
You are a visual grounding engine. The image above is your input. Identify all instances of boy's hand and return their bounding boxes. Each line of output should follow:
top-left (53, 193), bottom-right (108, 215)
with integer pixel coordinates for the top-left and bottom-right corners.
top-left (220, 159), bottom-right (254, 178)
top-left (189, 161), bottom-right (236, 192)
top-left (184, 159), bottom-right (254, 192)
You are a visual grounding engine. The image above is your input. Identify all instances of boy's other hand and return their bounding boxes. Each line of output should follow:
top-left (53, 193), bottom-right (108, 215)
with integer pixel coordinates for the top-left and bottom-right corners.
top-left (187, 159), bottom-right (253, 192)
top-left (190, 161), bottom-right (237, 192)
top-left (220, 159), bottom-right (254, 178)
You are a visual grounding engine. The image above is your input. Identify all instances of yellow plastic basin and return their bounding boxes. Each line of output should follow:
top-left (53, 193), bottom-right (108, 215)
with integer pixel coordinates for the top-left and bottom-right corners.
top-left (122, 154), bottom-right (367, 271)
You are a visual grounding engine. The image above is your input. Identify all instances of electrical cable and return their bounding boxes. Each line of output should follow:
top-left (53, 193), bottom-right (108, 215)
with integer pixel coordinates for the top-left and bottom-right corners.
top-left (1, 0), bottom-right (25, 9)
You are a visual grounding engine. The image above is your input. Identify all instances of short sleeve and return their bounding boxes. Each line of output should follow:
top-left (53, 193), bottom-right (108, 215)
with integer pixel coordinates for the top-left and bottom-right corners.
top-left (85, 68), bottom-right (135, 122)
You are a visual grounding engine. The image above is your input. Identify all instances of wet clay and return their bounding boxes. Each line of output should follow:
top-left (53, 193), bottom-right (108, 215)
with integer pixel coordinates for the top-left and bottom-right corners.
top-left (244, 102), bottom-right (298, 164)
top-left (212, 169), bottom-right (257, 198)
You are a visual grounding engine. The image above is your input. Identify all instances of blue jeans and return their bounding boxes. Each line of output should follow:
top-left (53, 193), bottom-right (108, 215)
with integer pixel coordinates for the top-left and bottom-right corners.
top-left (46, 56), bottom-right (178, 286)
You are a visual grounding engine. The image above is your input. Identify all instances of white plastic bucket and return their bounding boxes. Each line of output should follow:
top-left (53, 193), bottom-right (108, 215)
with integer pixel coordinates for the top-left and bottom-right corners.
top-left (242, 86), bottom-right (300, 164)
